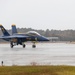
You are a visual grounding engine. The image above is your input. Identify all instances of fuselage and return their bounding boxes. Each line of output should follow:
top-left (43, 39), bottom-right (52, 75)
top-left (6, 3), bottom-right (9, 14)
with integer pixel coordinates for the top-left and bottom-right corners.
top-left (12, 31), bottom-right (49, 43)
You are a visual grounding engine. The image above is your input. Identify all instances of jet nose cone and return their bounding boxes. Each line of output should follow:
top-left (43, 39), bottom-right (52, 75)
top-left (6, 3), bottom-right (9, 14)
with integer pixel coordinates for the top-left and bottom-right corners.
top-left (42, 36), bottom-right (49, 41)
top-left (44, 37), bottom-right (49, 41)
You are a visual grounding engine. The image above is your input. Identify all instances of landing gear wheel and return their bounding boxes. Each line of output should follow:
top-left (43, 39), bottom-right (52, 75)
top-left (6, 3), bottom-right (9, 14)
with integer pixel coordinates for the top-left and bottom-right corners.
top-left (23, 44), bottom-right (26, 48)
top-left (10, 42), bottom-right (13, 48)
top-left (32, 45), bottom-right (36, 48)
top-left (11, 44), bottom-right (13, 48)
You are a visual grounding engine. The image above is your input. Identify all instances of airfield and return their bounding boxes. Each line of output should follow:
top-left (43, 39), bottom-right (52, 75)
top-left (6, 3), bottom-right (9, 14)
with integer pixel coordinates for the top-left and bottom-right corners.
top-left (0, 42), bottom-right (75, 66)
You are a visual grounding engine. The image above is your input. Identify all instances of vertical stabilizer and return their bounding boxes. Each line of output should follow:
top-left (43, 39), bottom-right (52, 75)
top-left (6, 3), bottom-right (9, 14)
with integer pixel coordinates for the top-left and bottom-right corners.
top-left (12, 24), bottom-right (17, 34)
top-left (0, 24), bottom-right (10, 36)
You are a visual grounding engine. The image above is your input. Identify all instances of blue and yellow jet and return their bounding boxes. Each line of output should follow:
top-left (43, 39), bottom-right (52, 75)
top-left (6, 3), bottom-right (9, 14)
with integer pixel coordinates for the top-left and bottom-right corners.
top-left (0, 24), bottom-right (49, 48)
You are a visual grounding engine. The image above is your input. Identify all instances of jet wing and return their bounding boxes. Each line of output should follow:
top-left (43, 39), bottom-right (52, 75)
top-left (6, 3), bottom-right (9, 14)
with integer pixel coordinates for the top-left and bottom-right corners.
top-left (0, 35), bottom-right (29, 39)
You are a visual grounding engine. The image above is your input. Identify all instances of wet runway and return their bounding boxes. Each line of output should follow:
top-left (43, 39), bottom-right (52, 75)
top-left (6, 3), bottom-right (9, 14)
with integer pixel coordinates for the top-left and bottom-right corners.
top-left (0, 42), bottom-right (75, 66)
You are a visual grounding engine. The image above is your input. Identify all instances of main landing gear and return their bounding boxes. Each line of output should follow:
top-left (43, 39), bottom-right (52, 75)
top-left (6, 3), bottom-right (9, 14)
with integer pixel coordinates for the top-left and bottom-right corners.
top-left (22, 44), bottom-right (26, 48)
top-left (10, 42), bottom-right (26, 48)
top-left (10, 42), bottom-right (13, 48)
top-left (10, 42), bottom-right (36, 48)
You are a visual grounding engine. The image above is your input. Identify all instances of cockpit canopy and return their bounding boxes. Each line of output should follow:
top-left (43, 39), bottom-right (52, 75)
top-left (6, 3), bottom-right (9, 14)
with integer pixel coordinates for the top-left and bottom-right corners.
top-left (26, 31), bottom-right (41, 36)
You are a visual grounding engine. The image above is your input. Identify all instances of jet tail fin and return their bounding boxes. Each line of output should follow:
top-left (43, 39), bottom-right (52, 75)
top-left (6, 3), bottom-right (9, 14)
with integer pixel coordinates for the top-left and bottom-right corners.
top-left (0, 24), bottom-right (10, 36)
top-left (12, 24), bottom-right (17, 34)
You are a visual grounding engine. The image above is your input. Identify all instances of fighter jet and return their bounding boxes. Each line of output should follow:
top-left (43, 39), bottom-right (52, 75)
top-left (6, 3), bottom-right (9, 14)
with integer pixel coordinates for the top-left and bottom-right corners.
top-left (0, 24), bottom-right (49, 48)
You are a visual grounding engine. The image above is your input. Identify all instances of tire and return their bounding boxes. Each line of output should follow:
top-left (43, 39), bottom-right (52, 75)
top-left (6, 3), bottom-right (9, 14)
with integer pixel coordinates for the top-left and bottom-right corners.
top-left (32, 45), bottom-right (36, 48)
top-left (11, 44), bottom-right (13, 48)
top-left (10, 42), bottom-right (13, 48)
top-left (23, 44), bottom-right (26, 48)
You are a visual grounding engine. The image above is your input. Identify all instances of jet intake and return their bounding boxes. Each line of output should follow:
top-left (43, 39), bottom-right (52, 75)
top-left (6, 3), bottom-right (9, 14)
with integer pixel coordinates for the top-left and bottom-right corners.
top-left (11, 38), bottom-right (18, 43)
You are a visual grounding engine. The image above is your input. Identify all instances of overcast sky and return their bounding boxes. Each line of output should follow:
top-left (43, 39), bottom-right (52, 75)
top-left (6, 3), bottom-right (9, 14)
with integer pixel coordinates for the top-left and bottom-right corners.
top-left (0, 0), bottom-right (75, 30)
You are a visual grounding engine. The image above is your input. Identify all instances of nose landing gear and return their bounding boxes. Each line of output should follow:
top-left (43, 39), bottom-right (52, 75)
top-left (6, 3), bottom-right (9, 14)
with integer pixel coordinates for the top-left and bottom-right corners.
top-left (32, 44), bottom-right (36, 48)
top-left (32, 42), bottom-right (36, 48)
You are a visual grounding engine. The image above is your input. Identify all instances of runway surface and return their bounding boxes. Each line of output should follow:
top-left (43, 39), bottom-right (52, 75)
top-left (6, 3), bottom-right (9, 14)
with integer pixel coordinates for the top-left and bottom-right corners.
top-left (0, 42), bottom-right (75, 66)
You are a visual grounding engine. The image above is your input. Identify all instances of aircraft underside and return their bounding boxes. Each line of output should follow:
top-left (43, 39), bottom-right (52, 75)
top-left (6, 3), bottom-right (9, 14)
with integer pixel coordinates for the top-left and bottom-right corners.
top-left (10, 38), bottom-right (36, 48)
